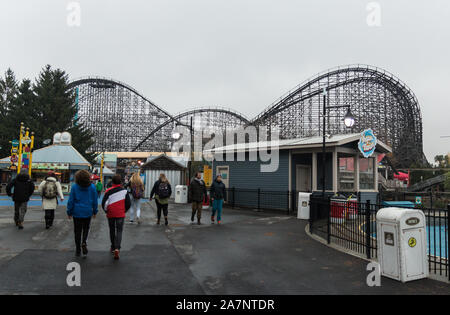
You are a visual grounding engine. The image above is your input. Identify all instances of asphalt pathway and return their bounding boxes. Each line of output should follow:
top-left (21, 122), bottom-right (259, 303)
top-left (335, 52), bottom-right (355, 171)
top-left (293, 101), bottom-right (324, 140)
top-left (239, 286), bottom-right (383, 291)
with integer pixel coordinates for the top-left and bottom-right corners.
top-left (0, 201), bottom-right (448, 294)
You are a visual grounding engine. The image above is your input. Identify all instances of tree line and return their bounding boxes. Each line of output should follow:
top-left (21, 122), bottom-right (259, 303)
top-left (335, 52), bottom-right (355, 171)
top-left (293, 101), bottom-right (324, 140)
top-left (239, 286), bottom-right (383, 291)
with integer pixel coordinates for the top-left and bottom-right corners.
top-left (0, 65), bottom-right (95, 163)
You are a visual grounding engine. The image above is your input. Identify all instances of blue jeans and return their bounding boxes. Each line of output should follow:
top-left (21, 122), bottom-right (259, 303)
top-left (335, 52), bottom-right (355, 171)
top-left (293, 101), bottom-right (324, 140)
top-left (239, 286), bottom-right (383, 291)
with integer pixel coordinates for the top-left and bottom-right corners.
top-left (211, 199), bottom-right (224, 221)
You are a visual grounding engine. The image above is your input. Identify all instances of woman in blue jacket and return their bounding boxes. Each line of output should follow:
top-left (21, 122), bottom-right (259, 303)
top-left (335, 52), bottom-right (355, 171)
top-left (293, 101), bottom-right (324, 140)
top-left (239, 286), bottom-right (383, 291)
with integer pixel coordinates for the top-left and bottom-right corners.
top-left (67, 170), bottom-right (98, 258)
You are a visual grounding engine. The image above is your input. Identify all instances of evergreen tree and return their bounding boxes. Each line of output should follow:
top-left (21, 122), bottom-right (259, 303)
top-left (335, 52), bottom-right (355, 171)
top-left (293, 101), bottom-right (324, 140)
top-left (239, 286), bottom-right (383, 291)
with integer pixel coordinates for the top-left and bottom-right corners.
top-left (32, 65), bottom-right (95, 163)
top-left (7, 79), bottom-right (37, 132)
top-left (0, 69), bottom-right (19, 157)
top-left (0, 65), bottom-right (95, 164)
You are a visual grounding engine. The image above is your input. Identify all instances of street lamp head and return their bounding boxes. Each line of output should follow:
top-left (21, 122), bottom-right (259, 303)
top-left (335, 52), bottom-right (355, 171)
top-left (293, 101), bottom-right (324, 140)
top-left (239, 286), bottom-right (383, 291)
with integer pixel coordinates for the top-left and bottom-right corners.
top-left (343, 108), bottom-right (356, 128)
top-left (172, 132), bottom-right (181, 140)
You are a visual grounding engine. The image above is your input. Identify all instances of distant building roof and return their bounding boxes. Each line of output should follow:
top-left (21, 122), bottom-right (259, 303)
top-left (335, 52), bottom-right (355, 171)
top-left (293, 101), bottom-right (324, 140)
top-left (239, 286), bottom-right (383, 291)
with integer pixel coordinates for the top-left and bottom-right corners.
top-left (205, 133), bottom-right (392, 154)
top-left (141, 154), bottom-right (187, 171)
top-left (93, 166), bottom-right (114, 175)
top-left (0, 144), bottom-right (91, 169)
top-left (103, 152), bottom-right (187, 159)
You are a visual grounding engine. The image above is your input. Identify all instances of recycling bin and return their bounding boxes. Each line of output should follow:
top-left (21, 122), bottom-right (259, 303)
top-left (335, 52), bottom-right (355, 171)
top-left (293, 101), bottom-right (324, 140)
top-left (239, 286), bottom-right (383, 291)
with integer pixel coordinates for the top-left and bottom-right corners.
top-left (175, 185), bottom-right (188, 204)
top-left (376, 207), bottom-right (428, 282)
top-left (297, 192), bottom-right (312, 220)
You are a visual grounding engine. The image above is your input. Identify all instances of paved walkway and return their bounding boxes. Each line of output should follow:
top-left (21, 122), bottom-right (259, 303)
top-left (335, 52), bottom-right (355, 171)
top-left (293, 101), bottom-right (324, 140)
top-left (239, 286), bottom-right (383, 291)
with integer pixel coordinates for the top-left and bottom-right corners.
top-left (0, 201), bottom-right (448, 294)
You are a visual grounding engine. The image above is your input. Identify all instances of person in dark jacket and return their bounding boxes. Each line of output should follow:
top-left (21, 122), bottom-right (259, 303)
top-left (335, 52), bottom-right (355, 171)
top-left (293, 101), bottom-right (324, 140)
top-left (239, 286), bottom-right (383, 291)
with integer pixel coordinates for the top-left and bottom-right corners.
top-left (67, 170), bottom-right (98, 258)
top-left (150, 173), bottom-right (172, 226)
top-left (210, 175), bottom-right (226, 225)
top-left (188, 172), bottom-right (207, 225)
top-left (102, 174), bottom-right (131, 260)
top-left (6, 169), bottom-right (35, 229)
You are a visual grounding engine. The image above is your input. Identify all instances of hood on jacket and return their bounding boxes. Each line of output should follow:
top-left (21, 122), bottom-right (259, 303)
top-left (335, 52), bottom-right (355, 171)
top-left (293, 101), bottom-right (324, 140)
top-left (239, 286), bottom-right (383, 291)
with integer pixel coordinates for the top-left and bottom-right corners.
top-left (16, 173), bottom-right (30, 182)
top-left (45, 176), bottom-right (57, 182)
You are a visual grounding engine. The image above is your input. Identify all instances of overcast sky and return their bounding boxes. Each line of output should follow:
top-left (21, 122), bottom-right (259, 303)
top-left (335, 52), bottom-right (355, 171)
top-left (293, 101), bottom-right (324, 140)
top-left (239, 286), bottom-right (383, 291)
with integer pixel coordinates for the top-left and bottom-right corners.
top-left (0, 0), bottom-right (449, 161)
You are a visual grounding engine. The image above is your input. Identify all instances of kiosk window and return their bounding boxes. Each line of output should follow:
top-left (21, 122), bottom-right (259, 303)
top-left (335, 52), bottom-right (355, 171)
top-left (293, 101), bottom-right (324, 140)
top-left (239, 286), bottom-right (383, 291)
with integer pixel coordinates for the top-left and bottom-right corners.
top-left (359, 157), bottom-right (375, 190)
top-left (338, 155), bottom-right (355, 191)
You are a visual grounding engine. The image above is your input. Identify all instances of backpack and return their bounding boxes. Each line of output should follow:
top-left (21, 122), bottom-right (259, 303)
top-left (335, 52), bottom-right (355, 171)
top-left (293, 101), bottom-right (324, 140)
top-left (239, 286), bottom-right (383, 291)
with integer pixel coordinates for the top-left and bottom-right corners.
top-left (43, 181), bottom-right (57, 199)
top-left (157, 182), bottom-right (170, 199)
top-left (131, 184), bottom-right (143, 199)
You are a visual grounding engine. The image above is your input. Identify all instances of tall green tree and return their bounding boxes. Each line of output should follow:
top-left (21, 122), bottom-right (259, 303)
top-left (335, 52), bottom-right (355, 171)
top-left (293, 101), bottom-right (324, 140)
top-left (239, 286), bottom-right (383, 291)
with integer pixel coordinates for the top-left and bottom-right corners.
top-left (0, 69), bottom-right (19, 157)
top-left (32, 65), bottom-right (95, 163)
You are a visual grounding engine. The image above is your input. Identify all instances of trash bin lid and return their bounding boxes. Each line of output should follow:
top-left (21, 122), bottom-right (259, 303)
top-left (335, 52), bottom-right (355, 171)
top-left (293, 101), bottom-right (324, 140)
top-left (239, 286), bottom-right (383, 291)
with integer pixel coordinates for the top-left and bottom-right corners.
top-left (376, 207), bottom-right (425, 228)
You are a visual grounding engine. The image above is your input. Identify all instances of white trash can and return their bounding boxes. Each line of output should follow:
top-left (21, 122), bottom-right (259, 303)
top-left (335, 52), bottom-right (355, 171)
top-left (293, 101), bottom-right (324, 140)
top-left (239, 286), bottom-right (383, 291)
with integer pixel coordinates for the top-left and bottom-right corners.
top-left (376, 207), bottom-right (428, 282)
top-left (297, 192), bottom-right (312, 220)
top-left (175, 185), bottom-right (188, 204)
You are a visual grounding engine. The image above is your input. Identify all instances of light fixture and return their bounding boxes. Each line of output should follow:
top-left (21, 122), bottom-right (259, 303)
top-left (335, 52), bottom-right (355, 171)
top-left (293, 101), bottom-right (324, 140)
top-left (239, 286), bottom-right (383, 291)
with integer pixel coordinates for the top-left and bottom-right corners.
top-left (172, 132), bottom-right (181, 140)
top-left (343, 108), bottom-right (355, 128)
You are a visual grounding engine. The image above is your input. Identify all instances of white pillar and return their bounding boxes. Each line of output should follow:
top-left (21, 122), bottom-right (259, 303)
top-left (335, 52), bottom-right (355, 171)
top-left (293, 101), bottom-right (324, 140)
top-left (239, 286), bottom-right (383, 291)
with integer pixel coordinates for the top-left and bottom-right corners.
top-left (355, 154), bottom-right (360, 192)
top-left (374, 154), bottom-right (379, 192)
top-left (332, 149), bottom-right (338, 193)
top-left (312, 152), bottom-right (317, 191)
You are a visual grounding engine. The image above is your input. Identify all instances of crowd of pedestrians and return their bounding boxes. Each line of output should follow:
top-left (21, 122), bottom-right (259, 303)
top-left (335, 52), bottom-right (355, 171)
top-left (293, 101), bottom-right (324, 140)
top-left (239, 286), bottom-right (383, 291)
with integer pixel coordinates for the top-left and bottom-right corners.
top-left (5, 169), bottom-right (226, 260)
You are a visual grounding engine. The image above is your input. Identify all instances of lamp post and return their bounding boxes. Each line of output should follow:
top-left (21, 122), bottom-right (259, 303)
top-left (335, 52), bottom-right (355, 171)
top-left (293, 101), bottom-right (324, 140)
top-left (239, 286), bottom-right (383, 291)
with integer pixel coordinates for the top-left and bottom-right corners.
top-left (172, 117), bottom-right (194, 184)
top-left (321, 88), bottom-right (355, 196)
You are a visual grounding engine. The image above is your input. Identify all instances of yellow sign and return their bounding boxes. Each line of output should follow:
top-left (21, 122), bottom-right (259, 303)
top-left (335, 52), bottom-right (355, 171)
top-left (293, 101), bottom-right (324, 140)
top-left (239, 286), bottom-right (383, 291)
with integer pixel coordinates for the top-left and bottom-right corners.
top-left (203, 165), bottom-right (213, 187)
top-left (408, 237), bottom-right (417, 248)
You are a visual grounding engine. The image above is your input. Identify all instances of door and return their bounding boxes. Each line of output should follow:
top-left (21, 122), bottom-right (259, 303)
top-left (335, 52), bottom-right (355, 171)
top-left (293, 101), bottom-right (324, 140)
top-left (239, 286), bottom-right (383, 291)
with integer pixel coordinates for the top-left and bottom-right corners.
top-left (216, 166), bottom-right (229, 188)
top-left (296, 165), bottom-right (311, 192)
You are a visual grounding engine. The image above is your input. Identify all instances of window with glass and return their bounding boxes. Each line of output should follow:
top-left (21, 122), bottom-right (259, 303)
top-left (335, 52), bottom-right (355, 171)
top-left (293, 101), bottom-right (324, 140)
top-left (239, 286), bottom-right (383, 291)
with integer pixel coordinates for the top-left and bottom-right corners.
top-left (338, 154), bottom-right (355, 191)
top-left (359, 157), bottom-right (375, 190)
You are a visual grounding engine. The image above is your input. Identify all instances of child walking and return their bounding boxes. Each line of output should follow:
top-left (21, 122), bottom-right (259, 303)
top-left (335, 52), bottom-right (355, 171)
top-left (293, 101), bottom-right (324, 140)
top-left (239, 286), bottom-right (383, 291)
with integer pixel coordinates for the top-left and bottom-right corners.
top-left (127, 173), bottom-right (144, 224)
top-left (102, 174), bottom-right (131, 260)
top-left (67, 170), bottom-right (98, 258)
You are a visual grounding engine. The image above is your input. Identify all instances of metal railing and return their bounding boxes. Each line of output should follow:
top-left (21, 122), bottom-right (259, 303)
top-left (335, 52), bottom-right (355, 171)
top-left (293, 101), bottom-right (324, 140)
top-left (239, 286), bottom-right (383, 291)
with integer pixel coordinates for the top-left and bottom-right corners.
top-left (309, 197), bottom-right (449, 280)
top-left (217, 188), bottom-right (300, 215)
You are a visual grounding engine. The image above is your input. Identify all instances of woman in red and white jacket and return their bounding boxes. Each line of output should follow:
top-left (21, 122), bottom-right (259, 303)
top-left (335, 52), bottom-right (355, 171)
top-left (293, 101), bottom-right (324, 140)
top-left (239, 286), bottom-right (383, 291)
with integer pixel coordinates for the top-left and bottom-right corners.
top-left (101, 174), bottom-right (131, 260)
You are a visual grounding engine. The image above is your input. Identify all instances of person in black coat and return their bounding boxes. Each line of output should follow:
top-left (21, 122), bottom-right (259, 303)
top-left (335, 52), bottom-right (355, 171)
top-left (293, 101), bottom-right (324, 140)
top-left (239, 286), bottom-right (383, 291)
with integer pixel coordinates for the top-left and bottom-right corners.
top-left (188, 172), bottom-right (207, 225)
top-left (150, 174), bottom-right (172, 226)
top-left (6, 169), bottom-right (35, 229)
top-left (209, 175), bottom-right (226, 224)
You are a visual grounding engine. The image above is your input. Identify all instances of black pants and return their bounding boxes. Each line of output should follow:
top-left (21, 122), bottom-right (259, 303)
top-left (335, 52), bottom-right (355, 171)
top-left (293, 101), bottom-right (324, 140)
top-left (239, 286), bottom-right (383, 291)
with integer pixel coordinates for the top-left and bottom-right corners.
top-left (45, 210), bottom-right (55, 227)
top-left (156, 200), bottom-right (168, 220)
top-left (108, 217), bottom-right (124, 250)
top-left (73, 217), bottom-right (91, 250)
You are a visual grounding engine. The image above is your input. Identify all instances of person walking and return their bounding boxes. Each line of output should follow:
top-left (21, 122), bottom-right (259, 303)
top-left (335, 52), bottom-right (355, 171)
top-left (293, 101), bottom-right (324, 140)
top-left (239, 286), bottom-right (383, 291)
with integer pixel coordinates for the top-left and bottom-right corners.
top-left (127, 173), bottom-right (144, 224)
top-left (102, 174), bottom-right (131, 260)
top-left (150, 173), bottom-right (172, 226)
top-left (188, 172), bottom-right (207, 225)
top-left (210, 175), bottom-right (226, 225)
top-left (67, 170), bottom-right (98, 258)
top-left (95, 180), bottom-right (103, 199)
top-left (38, 171), bottom-right (64, 229)
top-left (6, 169), bottom-right (35, 230)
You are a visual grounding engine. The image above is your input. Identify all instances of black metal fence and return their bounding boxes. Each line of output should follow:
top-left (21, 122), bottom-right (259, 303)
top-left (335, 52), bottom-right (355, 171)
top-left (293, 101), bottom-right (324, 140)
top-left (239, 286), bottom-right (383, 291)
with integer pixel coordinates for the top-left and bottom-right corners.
top-left (309, 197), bottom-right (450, 280)
top-left (219, 188), bottom-right (296, 214)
